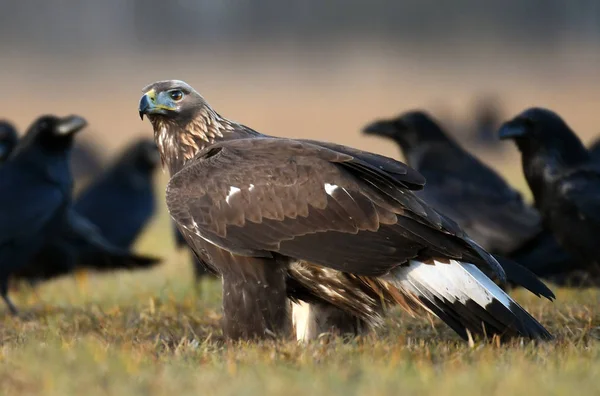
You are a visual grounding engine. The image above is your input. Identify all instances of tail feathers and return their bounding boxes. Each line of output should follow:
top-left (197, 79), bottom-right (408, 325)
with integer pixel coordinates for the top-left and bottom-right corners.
top-left (79, 252), bottom-right (161, 271)
top-left (494, 255), bottom-right (555, 300)
top-left (465, 237), bottom-right (506, 282)
top-left (14, 252), bottom-right (159, 284)
top-left (387, 259), bottom-right (552, 341)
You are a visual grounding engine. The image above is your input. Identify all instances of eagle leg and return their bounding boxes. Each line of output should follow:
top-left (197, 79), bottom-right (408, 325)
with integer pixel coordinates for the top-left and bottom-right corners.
top-left (220, 255), bottom-right (291, 340)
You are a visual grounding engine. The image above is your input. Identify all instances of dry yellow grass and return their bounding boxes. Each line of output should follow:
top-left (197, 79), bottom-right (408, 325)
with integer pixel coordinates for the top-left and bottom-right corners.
top-left (1, 259), bottom-right (600, 396)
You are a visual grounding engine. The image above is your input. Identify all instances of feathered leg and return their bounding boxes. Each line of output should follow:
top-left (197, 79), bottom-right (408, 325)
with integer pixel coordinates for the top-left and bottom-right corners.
top-left (212, 245), bottom-right (291, 340)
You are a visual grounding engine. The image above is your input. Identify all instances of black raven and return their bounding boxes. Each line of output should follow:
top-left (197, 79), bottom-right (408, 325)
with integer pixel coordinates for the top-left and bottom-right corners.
top-left (469, 95), bottom-right (503, 146)
top-left (363, 111), bottom-right (541, 255)
top-left (75, 139), bottom-right (160, 249)
top-left (0, 119), bottom-right (160, 306)
top-left (0, 121), bottom-right (18, 163)
top-left (588, 138), bottom-right (600, 162)
top-left (500, 107), bottom-right (600, 283)
top-left (0, 115), bottom-right (87, 313)
top-left (139, 80), bottom-right (551, 341)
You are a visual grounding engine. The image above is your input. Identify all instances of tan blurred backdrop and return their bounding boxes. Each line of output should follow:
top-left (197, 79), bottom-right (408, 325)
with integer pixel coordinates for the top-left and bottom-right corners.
top-left (1, 1), bottom-right (600, 192)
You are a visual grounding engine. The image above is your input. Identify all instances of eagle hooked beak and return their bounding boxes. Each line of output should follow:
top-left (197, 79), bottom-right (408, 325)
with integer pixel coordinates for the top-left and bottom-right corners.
top-left (139, 94), bottom-right (151, 120)
top-left (139, 89), bottom-right (175, 120)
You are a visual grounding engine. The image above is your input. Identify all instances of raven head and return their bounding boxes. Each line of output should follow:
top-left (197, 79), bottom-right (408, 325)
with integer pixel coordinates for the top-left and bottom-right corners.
top-left (0, 120), bottom-right (18, 162)
top-left (363, 110), bottom-right (450, 152)
top-left (499, 107), bottom-right (587, 166)
top-left (17, 115), bottom-right (86, 155)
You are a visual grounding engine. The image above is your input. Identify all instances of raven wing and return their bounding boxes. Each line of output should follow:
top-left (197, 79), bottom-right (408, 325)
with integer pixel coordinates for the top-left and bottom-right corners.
top-left (554, 169), bottom-right (600, 223)
top-left (509, 230), bottom-right (573, 277)
top-left (414, 147), bottom-right (541, 252)
top-left (167, 137), bottom-right (503, 278)
top-left (0, 164), bottom-right (65, 245)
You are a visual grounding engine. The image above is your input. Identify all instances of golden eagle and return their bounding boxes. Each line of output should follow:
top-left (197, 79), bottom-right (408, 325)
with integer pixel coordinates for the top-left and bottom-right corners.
top-left (139, 80), bottom-right (553, 341)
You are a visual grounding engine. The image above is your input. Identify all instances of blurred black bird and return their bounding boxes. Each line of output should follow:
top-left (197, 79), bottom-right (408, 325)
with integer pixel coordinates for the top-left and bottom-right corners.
top-left (469, 95), bottom-right (504, 147)
top-left (0, 121), bottom-right (18, 163)
top-left (500, 107), bottom-right (600, 284)
top-left (75, 139), bottom-right (160, 249)
top-left (0, 118), bottom-right (160, 312)
top-left (363, 110), bottom-right (541, 255)
top-left (71, 139), bottom-right (104, 186)
top-left (0, 115), bottom-right (87, 313)
top-left (139, 80), bottom-right (552, 341)
top-left (588, 137), bottom-right (600, 162)
top-left (508, 229), bottom-right (574, 284)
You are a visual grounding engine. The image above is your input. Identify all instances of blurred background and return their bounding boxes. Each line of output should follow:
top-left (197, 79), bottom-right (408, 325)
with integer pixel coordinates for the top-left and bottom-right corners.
top-left (1, 0), bottom-right (600, 257)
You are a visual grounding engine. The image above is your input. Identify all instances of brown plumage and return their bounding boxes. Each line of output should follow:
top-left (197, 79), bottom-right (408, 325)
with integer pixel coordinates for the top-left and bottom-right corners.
top-left (139, 80), bottom-right (552, 342)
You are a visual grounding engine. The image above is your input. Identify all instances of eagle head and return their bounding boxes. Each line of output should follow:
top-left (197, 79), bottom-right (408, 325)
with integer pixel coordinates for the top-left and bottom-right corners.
top-left (138, 80), bottom-right (203, 123)
top-left (138, 80), bottom-right (231, 175)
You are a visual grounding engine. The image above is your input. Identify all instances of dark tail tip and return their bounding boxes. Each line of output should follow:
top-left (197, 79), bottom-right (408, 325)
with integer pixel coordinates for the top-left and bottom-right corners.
top-left (508, 301), bottom-right (553, 340)
top-left (495, 255), bottom-right (556, 301)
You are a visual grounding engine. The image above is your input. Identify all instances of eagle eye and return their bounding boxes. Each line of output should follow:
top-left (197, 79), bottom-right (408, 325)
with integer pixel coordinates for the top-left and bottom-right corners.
top-left (169, 90), bottom-right (184, 102)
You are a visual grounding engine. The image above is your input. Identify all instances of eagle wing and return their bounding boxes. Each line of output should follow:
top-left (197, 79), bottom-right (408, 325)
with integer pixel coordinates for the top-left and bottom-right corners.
top-left (167, 137), bottom-right (502, 277)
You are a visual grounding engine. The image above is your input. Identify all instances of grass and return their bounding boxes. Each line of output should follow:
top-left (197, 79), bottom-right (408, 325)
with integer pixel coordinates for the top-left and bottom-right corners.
top-left (1, 246), bottom-right (600, 395)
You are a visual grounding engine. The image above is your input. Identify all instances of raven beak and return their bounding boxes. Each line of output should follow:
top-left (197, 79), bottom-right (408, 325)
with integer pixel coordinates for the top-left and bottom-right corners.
top-left (56, 115), bottom-right (87, 136)
top-left (362, 120), bottom-right (396, 137)
top-left (498, 120), bottom-right (527, 140)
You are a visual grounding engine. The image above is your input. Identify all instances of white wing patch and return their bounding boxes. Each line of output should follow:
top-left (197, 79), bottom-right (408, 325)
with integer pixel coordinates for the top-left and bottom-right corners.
top-left (387, 259), bottom-right (514, 311)
top-left (324, 183), bottom-right (338, 196)
top-left (226, 186), bottom-right (241, 204)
